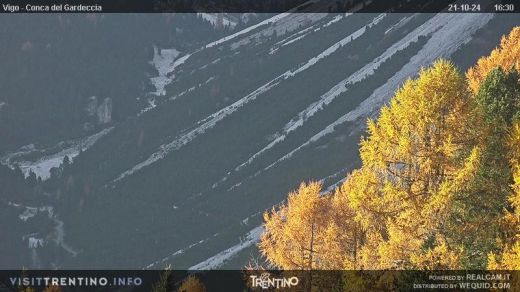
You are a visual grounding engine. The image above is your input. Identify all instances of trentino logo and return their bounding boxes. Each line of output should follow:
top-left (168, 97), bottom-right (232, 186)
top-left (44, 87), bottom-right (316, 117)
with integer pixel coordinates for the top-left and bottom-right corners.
top-left (250, 272), bottom-right (299, 289)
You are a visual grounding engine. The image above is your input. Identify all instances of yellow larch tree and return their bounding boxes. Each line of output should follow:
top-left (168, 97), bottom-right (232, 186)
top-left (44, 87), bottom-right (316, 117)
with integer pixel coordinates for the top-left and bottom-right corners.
top-left (344, 59), bottom-right (480, 269)
top-left (488, 122), bottom-right (520, 270)
top-left (259, 181), bottom-right (330, 270)
top-left (325, 182), bottom-right (365, 269)
top-left (257, 27), bottom-right (520, 273)
top-left (467, 26), bottom-right (520, 94)
top-left (177, 275), bottom-right (206, 292)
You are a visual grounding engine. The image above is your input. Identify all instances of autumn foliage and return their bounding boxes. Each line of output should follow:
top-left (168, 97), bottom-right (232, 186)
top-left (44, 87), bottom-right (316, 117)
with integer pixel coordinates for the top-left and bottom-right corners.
top-left (259, 27), bottom-right (520, 271)
top-left (177, 275), bottom-right (206, 292)
top-left (467, 27), bottom-right (520, 94)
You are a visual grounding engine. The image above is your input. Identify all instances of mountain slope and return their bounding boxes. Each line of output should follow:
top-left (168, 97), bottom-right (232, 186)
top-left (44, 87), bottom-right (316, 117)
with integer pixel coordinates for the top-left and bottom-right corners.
top-left (2, 11), bottom-right (519, 269)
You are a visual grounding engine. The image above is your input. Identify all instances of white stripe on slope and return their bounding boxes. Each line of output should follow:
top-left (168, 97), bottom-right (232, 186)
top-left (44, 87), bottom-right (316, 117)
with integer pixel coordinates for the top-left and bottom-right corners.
top-left (189, 226), bottom-right (264, 270)
top-left (148, 12), bottom-right (297, 99)
top-left (263, 12), bottom-right (494, 172)
top-left (113, 14), bottom-right (386, 182)
top-left (144, 233), bottom-right (219, 270)
top-left (234, 13), bottom-right (391, 172)
top-left (269, 13), bottom-right (354, 55)
top-left (206, 13), bottom-right (292, 49)
top-left (205, 0), bottom-right (331, 49)
top-left (187, 170), bottom-right (347, 270)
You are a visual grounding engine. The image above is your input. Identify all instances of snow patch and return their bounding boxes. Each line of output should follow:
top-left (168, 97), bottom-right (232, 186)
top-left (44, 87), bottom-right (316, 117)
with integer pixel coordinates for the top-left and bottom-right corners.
top-left (229, 13), bottom-right (327, 50)
top-left (11, 202), bottom-right (79, 256)
top-left (144, 233), bottom-right (219, 269)
top-left (139, 97), bottom-right (157, 116)
top-left (265, 13), bottom-right (494, 170)
top-left (28, 237), bottom-right (44, 249)
top-left (198, 13), bottom-right (237, 29)
top-left (9, 202), bottom-right (54, 222)
top-left (1, 127), bottom-right (113, 181)
top-left (168, 76), bottom-right (216, 102)
top-left (269, 21), bottom-right (319, 54)
top-left (190, 168), bottom-right (353, 270)
top-left (323, 14), bottom-right (345, 27)
top-left (149, 46), bottom-right (188, 96)
top-left (151, 47), bottom-right (181, 77)
top-left (114, 15), bottom-right (382, 182)
top-left (233, 13), bottom-right (387, 172)
top-left (189, 226), bottom-right (263, 270)
top-left (205, 13), bottom-right (292, 49)
top-left (385, 14), bottom-right (417, 35)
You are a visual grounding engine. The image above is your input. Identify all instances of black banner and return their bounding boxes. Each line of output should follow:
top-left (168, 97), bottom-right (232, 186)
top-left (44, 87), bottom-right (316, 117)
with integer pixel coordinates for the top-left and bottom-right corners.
top-left (0, 270), bottom-right (519, 291)
top-left (0, 0), bottom-right (517, 13)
